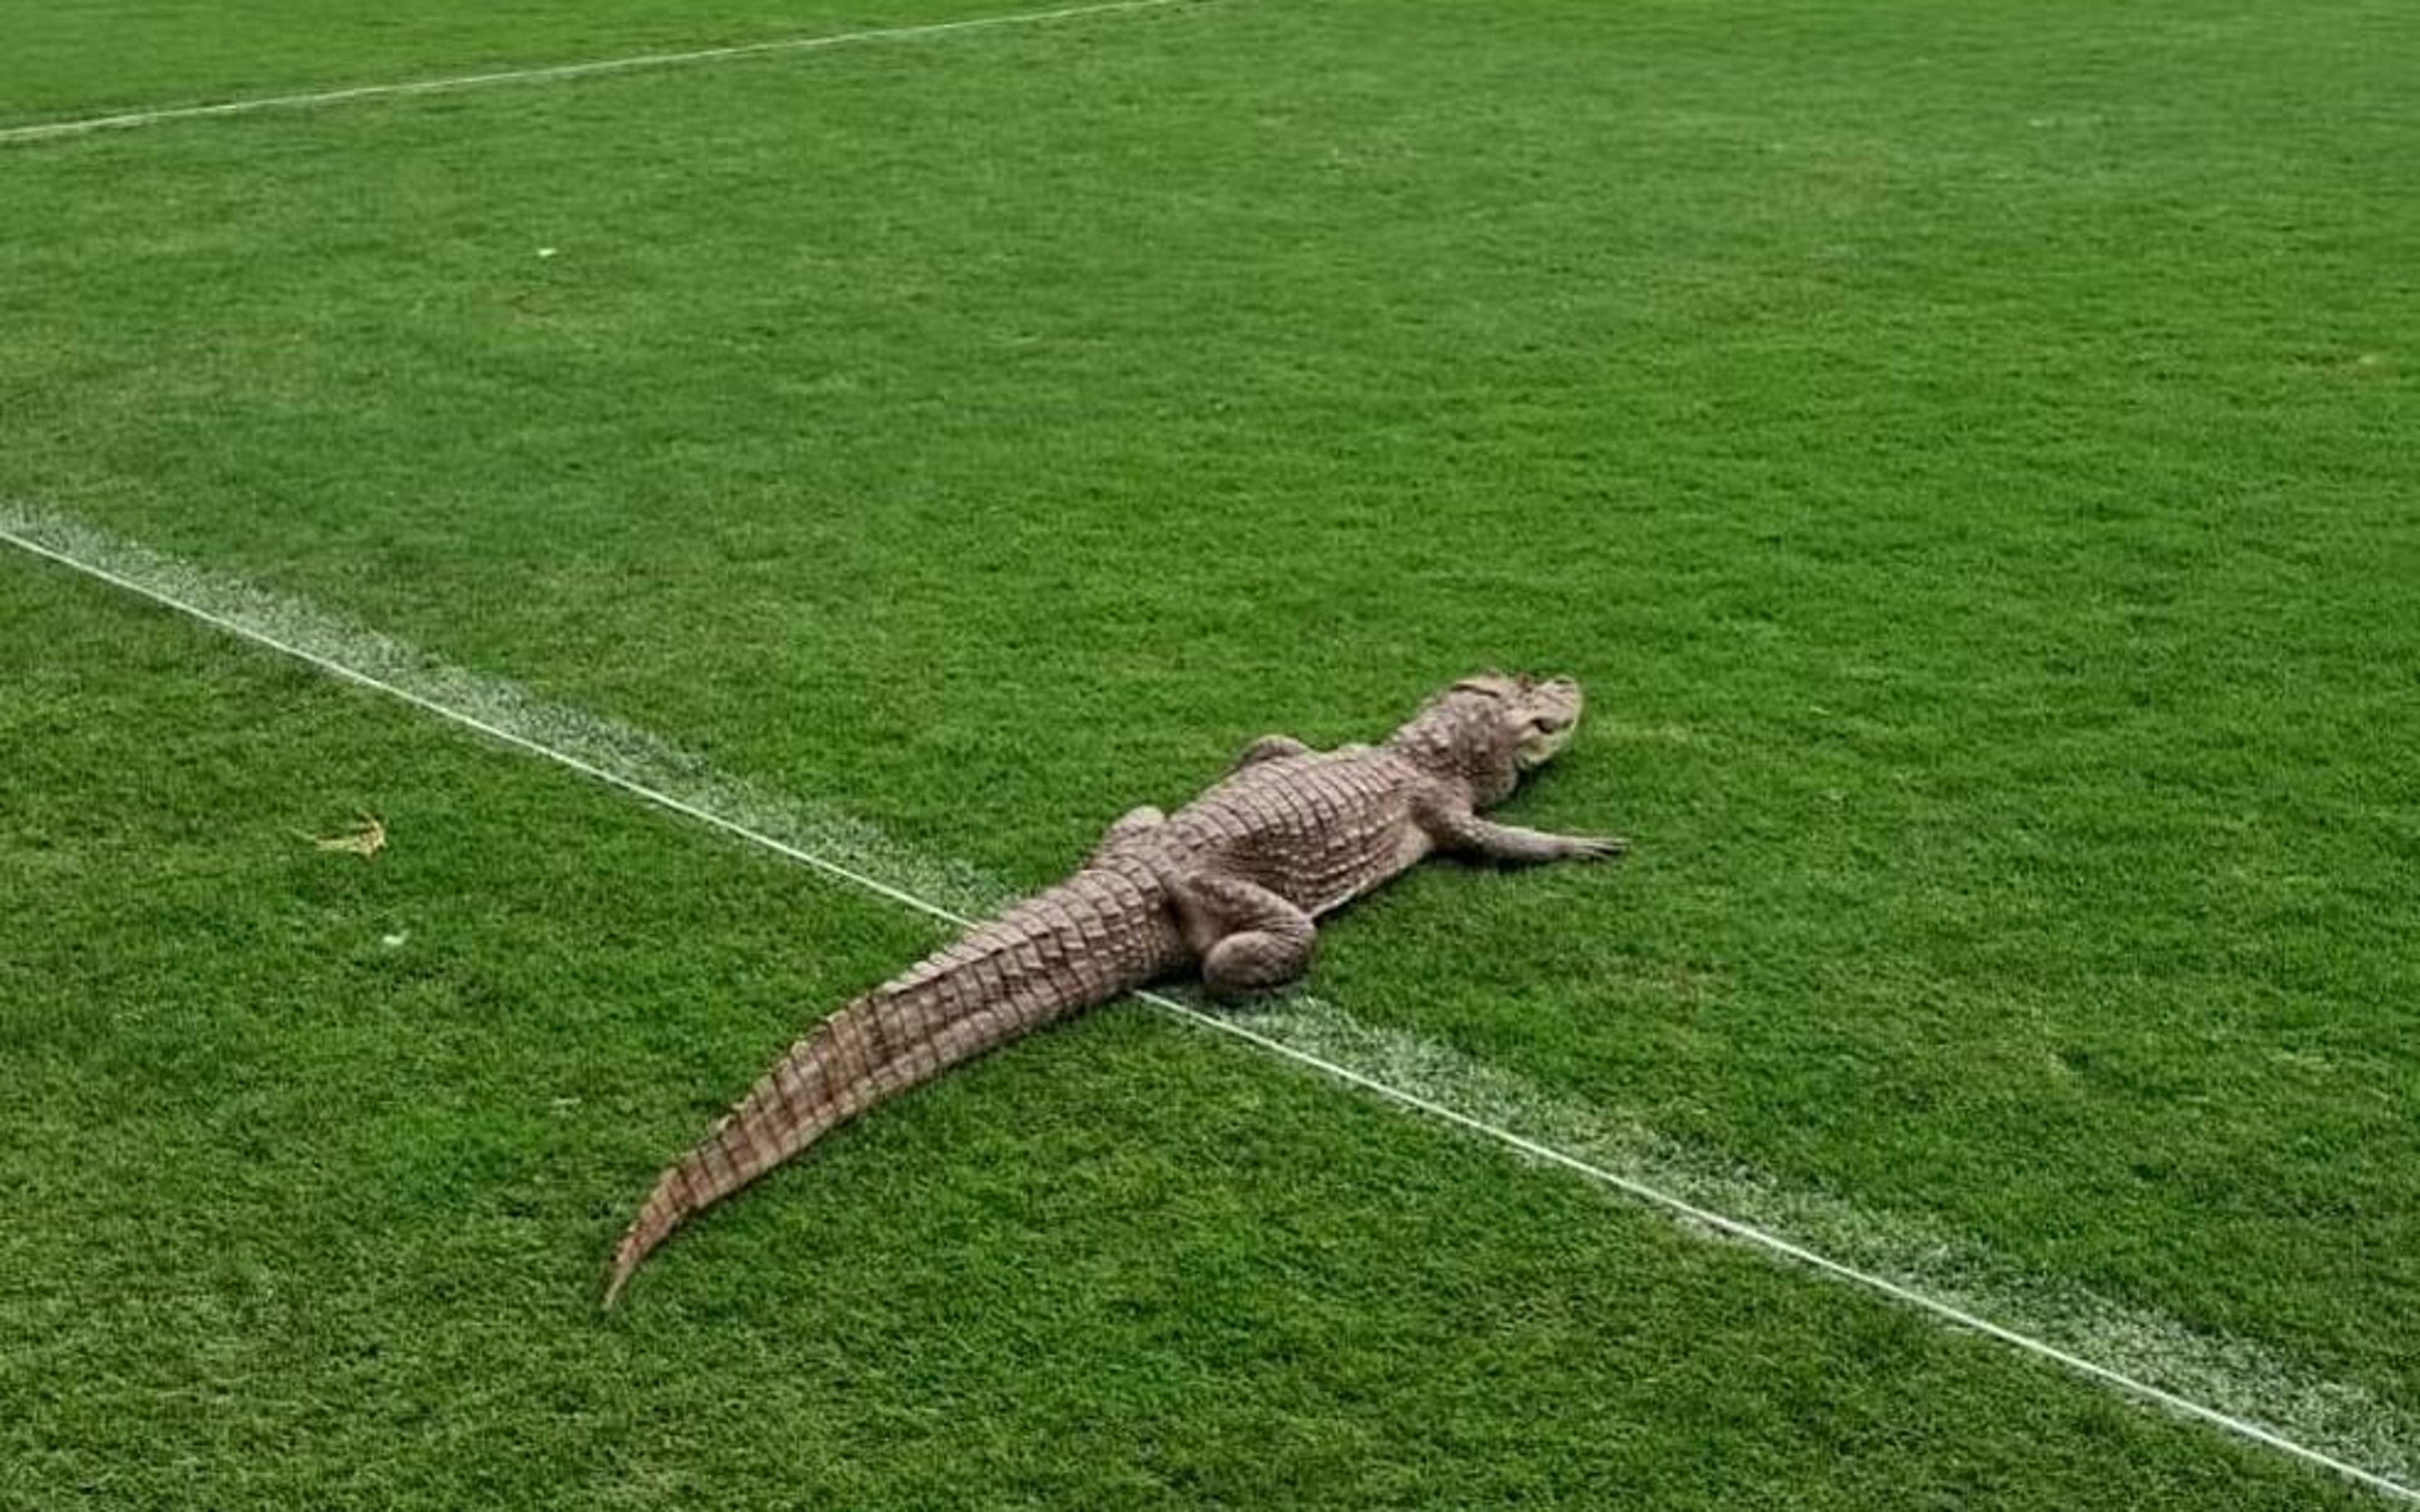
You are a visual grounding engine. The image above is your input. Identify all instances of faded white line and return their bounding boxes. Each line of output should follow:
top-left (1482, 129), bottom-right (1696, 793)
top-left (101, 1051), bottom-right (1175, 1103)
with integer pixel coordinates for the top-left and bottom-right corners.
top-left (0, 0), bottom-right (1192, 146)
top-left (1242, 995), bottom-right (2420, 1494)
top-left (1, 505), bottom-right (2412, 1502)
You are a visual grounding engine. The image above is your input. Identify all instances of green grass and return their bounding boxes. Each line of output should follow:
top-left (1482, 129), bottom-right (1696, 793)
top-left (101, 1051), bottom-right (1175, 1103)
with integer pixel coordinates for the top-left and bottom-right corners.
top-left (4, 0), bottom-right (2417, 1504)
top-left (0, 0), bottom-right (1024, 125)
top-left (0, 564), bottom-right (2372, 1509)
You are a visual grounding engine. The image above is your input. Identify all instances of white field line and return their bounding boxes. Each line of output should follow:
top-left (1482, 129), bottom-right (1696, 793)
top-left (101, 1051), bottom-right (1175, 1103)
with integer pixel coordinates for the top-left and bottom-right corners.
top-left (0, 0), bottom-right (1190, 147)
top-left (1, 507), bottom-right (2412, 1503)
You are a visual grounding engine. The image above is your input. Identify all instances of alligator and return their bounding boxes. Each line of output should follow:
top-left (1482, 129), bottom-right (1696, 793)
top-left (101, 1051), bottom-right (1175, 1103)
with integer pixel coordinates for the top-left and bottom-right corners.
top-left (603, 672), bottom-right (1624, 1305)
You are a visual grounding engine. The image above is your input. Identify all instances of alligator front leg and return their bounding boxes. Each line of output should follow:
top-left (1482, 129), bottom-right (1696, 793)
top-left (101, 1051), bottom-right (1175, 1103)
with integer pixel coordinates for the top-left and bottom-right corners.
top-left (1232, 734), bottom-right (1313, 771)
top-left (1175, 871), bottom-right (1317, 1000)
top-left (1417, 795), bottom-right (1628, 865)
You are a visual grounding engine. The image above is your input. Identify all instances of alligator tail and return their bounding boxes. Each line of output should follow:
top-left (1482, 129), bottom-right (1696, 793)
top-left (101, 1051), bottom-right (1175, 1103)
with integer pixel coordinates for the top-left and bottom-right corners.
top-left (603, 868), bottom-right (1170, 1307)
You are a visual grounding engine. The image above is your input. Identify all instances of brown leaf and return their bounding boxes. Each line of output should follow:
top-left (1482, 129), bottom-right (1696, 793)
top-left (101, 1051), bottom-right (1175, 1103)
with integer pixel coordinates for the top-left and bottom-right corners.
top-left (310, 811), bottom-right (386, 861)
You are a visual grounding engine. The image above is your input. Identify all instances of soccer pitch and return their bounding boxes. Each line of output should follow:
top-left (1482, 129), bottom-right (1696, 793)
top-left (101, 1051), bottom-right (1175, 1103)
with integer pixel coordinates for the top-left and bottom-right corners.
top-left (3, 1), bottom-right (2414, 1505)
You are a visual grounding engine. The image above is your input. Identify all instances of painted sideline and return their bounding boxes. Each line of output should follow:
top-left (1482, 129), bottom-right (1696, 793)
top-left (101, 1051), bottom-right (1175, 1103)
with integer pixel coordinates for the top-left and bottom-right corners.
top-left (1, 507), bottom-right (2412, 1502)
top-left (0, 0), bottom-right (1190, 146)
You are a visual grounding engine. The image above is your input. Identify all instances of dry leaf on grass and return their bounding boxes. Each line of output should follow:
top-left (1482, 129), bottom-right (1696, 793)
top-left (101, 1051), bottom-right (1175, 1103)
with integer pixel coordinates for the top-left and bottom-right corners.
top-left (305, 811), bottom-right (386, 860)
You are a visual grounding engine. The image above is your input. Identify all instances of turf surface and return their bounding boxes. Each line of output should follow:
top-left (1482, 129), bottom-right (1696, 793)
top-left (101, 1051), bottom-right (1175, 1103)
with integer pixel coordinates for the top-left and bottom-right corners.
top-left (4, 0), bottom-right (2416, 1504)
top-left (0, 0), bottom-right (1030, 127)
top-left (0, 563), bottom-right (2373, 1509)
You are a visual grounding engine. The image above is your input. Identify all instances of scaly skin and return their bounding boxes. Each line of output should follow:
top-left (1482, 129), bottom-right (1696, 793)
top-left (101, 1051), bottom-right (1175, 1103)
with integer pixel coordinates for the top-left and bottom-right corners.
top-left (603, 673), bottom-right (1623, 1305)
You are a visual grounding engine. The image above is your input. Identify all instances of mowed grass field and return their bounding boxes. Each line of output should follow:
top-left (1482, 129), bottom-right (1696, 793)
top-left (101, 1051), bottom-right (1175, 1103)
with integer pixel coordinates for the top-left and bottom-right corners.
top-left (4, 0), bottom-right (2416, 1506)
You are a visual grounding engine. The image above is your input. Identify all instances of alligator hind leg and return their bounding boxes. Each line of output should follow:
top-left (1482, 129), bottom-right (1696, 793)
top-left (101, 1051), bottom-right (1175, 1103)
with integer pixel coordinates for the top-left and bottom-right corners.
top-left (1175, 872), bottom-right (1317, 1000)
top-left (1088, 805), bottom-right (1167, 865)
